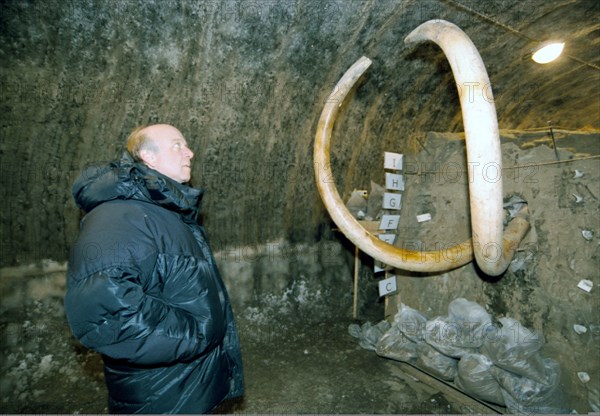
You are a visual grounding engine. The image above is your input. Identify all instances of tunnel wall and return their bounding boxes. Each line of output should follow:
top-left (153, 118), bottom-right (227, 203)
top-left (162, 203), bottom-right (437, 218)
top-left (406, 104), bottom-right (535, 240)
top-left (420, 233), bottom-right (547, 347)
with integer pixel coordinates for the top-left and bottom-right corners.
top-left (1, 0), bottom-right (599, 266)
top-left (382, 131), bottom-right (599, 412)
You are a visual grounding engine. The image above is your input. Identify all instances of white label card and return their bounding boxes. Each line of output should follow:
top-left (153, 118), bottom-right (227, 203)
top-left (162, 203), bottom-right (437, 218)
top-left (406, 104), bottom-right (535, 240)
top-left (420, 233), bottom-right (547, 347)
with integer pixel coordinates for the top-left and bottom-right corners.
top-left (385, 172), bottom-right (404, 191)
top-left (416, 213), bottom-right (432, 223)
top-left (378, 234), bottom-right (396, 245)
top-left (383, 193), bottom-right (402, 210)
top-left (379, 215), bottom-right (400, 230)
top-left (384, 152), bottom-right (403, 171)
top-left (378, 275), bottom-right (397, 297)
top-left (578, 279), bottom-right (593, 292)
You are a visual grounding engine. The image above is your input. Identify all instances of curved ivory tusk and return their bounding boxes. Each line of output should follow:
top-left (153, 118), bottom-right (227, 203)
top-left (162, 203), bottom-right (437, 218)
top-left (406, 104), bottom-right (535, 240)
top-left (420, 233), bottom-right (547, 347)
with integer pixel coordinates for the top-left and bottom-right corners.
top-left (405, 19), bottom-right (529, 275)
top-left (314, 56), bottom-right (474, 273)
top-left (313, 21), bottom-right (530, 275)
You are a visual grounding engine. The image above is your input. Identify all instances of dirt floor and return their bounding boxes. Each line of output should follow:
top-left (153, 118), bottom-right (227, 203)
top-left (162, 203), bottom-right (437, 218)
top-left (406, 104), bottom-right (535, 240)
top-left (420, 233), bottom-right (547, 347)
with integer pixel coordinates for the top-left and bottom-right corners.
top-left (0, 266), bottom-right (495, 414)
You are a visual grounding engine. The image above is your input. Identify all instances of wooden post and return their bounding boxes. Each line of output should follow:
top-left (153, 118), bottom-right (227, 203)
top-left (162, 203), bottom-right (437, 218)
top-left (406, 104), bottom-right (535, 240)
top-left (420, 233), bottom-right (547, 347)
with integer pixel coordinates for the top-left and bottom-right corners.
top-left (353, 245), bottom-right (359, 320)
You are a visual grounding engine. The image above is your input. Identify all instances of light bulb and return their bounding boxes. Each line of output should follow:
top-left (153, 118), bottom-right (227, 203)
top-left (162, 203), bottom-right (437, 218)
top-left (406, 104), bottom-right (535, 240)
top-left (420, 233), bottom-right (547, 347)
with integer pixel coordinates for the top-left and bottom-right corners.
top-left (532, 42), bottom-right (565, 64)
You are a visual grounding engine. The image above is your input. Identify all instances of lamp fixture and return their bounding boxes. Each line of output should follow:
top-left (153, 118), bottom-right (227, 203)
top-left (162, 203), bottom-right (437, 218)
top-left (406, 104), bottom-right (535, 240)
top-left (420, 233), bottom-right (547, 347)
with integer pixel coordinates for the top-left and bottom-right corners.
top-left (532, 41), bottom-right (565, 64)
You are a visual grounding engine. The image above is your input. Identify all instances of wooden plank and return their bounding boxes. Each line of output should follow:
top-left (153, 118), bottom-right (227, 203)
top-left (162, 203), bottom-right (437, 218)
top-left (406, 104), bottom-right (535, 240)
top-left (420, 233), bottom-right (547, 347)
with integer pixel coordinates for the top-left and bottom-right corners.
top-left (394, 361), bottom-right (505, 414)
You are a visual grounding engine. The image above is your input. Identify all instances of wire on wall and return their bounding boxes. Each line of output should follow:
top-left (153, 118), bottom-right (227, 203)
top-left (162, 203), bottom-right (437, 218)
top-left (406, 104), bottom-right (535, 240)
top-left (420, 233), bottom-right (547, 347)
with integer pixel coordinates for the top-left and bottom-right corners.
top-left (404, 154), bottom-right (600, 176)
top-left (441, 0), bottom-right (600, 72)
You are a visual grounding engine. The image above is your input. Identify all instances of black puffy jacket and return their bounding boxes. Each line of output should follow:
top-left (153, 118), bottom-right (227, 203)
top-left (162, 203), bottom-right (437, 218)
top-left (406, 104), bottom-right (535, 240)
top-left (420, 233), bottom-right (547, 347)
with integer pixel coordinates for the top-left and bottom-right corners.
top-left (64, 153), bottom-right (244, 413)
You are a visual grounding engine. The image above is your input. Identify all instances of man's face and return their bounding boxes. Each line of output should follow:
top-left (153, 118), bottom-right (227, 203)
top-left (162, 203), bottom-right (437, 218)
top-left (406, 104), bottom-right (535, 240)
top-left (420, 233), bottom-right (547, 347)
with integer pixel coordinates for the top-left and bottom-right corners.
top-left (141, 124), bottom-right (195, 183)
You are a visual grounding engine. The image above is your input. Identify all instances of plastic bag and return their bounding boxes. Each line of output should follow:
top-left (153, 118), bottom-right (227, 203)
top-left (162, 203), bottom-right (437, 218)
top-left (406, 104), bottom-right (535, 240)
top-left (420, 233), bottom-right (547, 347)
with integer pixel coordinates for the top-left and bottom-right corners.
top-left (423, 298), bottom-right (491, 357)
top-left (454, 353), bottom-right (505, 406)
top-left (447, 298), bottom-right (492, 348)
top-left (424, 316), bottom-right (478, 358)
top-left (348, 321), bottom-right (391, 351)
top-left (374, 304), bottom-right (425, 363)
top-left (416, 342), bottom-right (459, 381)
top-left (491, 358), bottom-right (570, 414)
top-left (503, 195), bottom-right (527, 225)
top-left (375, 325), bottom-right (419, 364)
top-left (395, 303), bottom-right (429, 343)
top-left (480, 317), bottom-right (547, 382)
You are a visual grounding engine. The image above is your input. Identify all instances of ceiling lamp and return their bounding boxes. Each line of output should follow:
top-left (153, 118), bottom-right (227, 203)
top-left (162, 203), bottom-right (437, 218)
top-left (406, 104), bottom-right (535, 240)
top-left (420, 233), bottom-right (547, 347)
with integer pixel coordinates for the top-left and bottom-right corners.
top-left (532, 41), bottom-right (565, 64)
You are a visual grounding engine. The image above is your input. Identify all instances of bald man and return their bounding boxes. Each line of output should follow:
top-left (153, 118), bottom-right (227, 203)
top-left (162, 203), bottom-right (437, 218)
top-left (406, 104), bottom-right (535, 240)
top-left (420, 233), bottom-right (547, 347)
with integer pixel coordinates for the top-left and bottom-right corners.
top-left (65, 124), bottom-right (244, 413)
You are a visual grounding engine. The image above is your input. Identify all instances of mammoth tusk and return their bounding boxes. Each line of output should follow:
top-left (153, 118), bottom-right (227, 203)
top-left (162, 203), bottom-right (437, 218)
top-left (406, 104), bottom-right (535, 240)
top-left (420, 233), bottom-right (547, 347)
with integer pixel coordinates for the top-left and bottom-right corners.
top-left (314, 56), bottom-right (474, 273)
top-left (405, 19), bottom-right (529, 275)
top-left (313, 20), bottom-right (530, 276)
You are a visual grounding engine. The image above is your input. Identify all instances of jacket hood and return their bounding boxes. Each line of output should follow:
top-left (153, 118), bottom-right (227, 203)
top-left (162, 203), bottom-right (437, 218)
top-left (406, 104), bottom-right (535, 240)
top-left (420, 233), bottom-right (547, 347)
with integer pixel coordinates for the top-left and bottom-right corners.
top-left (72, 152), bottom-right (204, 222)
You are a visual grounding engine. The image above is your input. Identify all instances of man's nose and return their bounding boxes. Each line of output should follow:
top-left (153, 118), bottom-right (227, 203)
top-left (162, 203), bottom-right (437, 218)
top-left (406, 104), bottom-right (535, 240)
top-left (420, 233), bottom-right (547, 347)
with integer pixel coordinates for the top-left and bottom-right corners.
top-left (185, 147), bottom-right (194, 159)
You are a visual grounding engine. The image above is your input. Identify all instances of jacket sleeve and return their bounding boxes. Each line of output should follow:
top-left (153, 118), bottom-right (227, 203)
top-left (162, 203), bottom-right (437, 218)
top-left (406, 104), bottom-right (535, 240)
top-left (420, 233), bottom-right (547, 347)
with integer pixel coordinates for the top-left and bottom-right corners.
top-left (65, 264), bottom-right (224, 366)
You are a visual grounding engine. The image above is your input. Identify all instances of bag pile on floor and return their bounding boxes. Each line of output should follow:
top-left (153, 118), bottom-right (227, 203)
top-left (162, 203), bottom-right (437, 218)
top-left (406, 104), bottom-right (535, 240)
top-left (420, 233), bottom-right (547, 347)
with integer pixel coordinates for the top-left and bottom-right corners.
top-left (349, 298), bottom-right (570, 414)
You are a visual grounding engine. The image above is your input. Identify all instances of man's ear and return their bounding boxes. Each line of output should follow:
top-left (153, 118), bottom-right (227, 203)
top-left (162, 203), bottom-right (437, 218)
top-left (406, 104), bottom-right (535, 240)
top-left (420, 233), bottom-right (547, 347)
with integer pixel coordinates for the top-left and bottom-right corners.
top-left (139, 149), bottom-right (157, 168)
